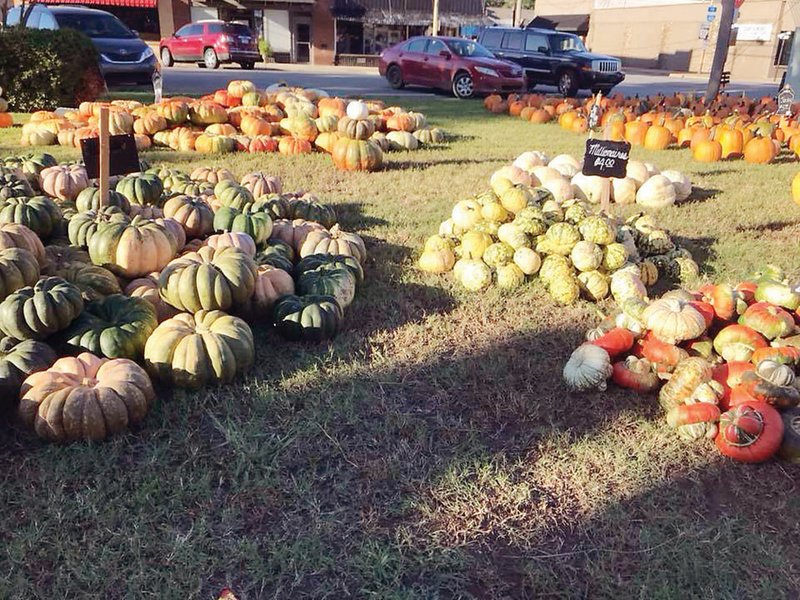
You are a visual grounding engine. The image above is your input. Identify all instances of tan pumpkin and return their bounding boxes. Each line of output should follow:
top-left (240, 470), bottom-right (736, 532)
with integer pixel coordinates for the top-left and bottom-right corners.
top-left (240, 265), bottom-right (295, 317)
top-left (241, 172), bottom-right (282, 198)
top-left (298, 224), bottom-right (366, 263)
top-left (18, 352), bottom-right (155, 442)
top-left (643, 297), bottom-right (707, 344)
top-left (205, 232), bottom-right (257, 257)
top-left (190, 167), bottom-right (236, 185)
top-left (39, 165), bottom-right (89, 201)
top-left (123, 273), bottom-right (178, 322)
top-left (133, 112), bottom-right (167, 135)
top-left (0, 223), bottom-right (45, 265)
top-left (270, 219), bottom-right (325, 250)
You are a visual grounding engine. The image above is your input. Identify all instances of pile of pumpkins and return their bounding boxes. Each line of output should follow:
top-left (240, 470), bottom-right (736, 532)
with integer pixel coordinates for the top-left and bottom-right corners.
top-left (563, 264), bottom-right (800, 464)
top-left (484, 92), bottom-right (791, 165)
top-left (418, 150), bottom-right (697, 303)
top-left (0, 153), bottom-right (367, 444)
top-left (18, 81), bottom-right (444, 173)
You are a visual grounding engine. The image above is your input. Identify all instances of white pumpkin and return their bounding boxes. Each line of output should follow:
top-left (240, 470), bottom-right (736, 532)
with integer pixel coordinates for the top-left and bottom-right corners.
top-left (643, 297), bottom-right (707, 344)
top-left (611, 177), bottom-right (637, 205)
top-left (610, 270), bottom-right (648, 303)
top-left (626, 160), bottom-right (649, 188)
top-left (346, 100), bottom-right (369, 120)
top-left (636, 175), bottom-right (677, 210)
top-left (660, 169), bottom-right (692, 202)
top-left (570, 240), bottom-right (603, 272)
top-left (541, 176), bottom-right (574, 204)
top-left (643, 162), bottom-right (660, 178)
top-left (563, 344), bottom-right (613, 391)
top-left (512, 151), bottom-right (549, 172)
top-left (531, 165), bottom-right (564, 184)
top-left (513, 248), bottom-right (541, 275)
top-left (451, 199), bottom-right (483, 230)
top-left (571, 173), bottom-right (606, 204)
top-left (548, 154), bottom-right (582, 178)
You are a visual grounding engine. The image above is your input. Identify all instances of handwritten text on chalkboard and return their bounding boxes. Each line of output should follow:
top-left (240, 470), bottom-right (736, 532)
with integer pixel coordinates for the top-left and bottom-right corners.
top-left (582, 139), bottom-right (631, 178)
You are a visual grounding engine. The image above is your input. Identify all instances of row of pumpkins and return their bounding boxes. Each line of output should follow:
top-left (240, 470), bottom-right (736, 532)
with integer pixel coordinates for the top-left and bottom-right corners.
top-left (484, 92), bottom-right (790, 165)
top-left (417, 150), bottom-right (697, 303)
top-left (18, 81), bottom-right (444, 172)
top-left (0, 154), bottom-right (368, 443)
top-left (563, 265), bottom-right (800, 464)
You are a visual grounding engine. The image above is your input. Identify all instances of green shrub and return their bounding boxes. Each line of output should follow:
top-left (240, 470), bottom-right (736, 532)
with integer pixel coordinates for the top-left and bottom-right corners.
top-left (0, 27), bottom-right (105, 111)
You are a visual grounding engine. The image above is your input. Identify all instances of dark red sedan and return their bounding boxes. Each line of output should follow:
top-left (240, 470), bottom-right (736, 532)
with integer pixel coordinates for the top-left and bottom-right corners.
top-left (378, 36), bottom-right (526, 99)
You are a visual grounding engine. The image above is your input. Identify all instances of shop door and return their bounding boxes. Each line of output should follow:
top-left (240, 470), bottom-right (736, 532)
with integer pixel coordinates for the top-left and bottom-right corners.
top-left (295, 21), bottom-right (310, 63)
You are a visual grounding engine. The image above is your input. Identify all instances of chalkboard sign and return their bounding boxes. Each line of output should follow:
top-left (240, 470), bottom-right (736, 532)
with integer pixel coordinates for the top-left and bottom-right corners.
top-left (582, 139), bottom-right (630, 178)
top-left (778, 85), bottom-right (795, 115)
top-left (80, 134), bottom-right (140, 179)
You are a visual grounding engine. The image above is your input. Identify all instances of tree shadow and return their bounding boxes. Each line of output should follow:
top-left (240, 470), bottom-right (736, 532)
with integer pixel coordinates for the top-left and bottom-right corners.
top-left (330, 201), bottom-right (389, 231)
top-left (382, 157), bottom-right (501, 171)
top-left (735, 220), bottom-right (799, 234)
top-left (680, 186), bottom-right (722, 205)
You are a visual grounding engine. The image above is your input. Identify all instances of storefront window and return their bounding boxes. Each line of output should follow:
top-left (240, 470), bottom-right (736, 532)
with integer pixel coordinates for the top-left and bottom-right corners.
top-left (775, 31), bottom-right (794, 66)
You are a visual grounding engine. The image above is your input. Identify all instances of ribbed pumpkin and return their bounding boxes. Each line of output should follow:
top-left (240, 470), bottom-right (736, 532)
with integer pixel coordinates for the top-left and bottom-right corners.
top-left (0, 248), bottom-right (41, 306)
top-left (163, 195), bottom-right (214, 239)
top-left (213, 201), bottom-right (274, 245)
top-left (278, 136), bottom-right (313, 155)
top-left (0, 195), bottom-right (62, 239)
top-left (205, 232), bottom-right (257, 257)
top-left (67, 207), bottom-right (128, 249)
top-left (159, 246), bottom-right (257, 313)
top-left (273, 294), bottom-right (344, 341)
top-left (214, 181), bottom-right (254, 209)
top-left (0, 223), bottom-right (45, 265)
top-left (195, 134), bottom-right (236, 154)
top-left (0, 276), bottom-right (83, 340)
top-left (156, 101), bottom-right (189, 125)
top-left (49, 261), bottom-right (121, 302)
top-left (39, 164), bottom-right (89, 201)
top-left (238, 265), bottom-right (295, 318)
top-left (287, 196), bottom-right (337, 228)
top-left (331, 138), bottom-right (384, 172)
top-left (115, 173), bottom-right (163, 206)
top-left (386, 130), bottom-right (419, 151)
top-left (299, 225), bottom-right (366, 263)
top-left (88, 215), bottom-right (177, 278)
top-left (18, 352), bottom-right (155, 442)
top-left (144, 310), bottom-right (254, 389)
top-left (412, 127), bottom-right (445, 145)
top-left (189, 101), bottom-right (228, 126)
top-left (0, 337), bottom-right (57, 411)
top-left (59, 294), bottom-right (157, 359)
top-left (241, 172), bottom-right (282, 198)
top-left (297, 261), bottom-right (358, 309)
top-left (123, 273), bottom-right (177, 322)
top-left (337, 116), bottom-right (375, 140)
top-left (190, 167), bottom-right (236, 185)
top-left (133, 112), bottom-right (167, 135)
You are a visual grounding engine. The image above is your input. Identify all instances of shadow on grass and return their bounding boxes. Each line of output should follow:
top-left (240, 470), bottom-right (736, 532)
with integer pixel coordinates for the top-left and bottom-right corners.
top-left (735, 220), bottom-right (799, 234)
top-left (383, 157), bottom-right (501, 171)
top-left (332, 201), bottom-right (389, 231)
top-left (673, 234), bottom-right (718, 276)
top-left (682, 186), bottom-right (722, 205)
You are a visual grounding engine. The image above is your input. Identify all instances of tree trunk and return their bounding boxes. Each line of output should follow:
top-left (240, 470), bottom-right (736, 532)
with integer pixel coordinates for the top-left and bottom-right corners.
top-left (705, 0), bottom-right (736, 105)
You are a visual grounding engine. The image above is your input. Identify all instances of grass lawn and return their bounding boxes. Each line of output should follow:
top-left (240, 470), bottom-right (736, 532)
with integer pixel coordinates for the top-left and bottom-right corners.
top-left (1, 98), bottom-right (800, 599)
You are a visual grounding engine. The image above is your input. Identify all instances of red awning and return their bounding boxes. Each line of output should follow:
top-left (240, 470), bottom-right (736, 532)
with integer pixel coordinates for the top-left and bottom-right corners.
top-left (43, 0), bottom-right (157, 8)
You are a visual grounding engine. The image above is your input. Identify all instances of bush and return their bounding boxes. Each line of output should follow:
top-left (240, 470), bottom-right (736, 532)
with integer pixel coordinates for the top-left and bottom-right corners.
top-left (0, 26), bottom-right (105, 111)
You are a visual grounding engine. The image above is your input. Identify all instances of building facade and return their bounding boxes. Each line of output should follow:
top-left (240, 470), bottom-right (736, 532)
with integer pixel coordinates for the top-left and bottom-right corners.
top-left (534, 0), bottom-right (796, 82)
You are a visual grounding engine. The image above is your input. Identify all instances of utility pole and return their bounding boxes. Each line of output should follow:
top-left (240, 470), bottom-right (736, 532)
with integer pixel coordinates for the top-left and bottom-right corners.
top-left (514, 0), bottom-right (524, 27)
top-left (432, 0), bottom-right (439, 35)
top-left (705, 0), bottom-right (736, 105)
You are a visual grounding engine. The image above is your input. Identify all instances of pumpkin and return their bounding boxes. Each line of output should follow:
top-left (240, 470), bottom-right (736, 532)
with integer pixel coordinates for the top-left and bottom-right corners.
top-left (577, 270), bottom-right (609, 301)
top-left (715, 402), bottom-right (783, 463)
top-left (511, 247), bottom-right (540, 275)
top-left (0, 337), bottom-right (57, 411)
top-left (39, 165), bottom-right (89, 201)
top-left (611, 356), bottom-right (660, 392)
top-left (385, 130), bottom-right (419, 151)
top-left (0, 173), bottom-right (34, 200)
top-left (115, 174), bottom-right (163, 207)
top-left (346, 101), bottom-right (370, 120)
top-left (610, 270), bottom-right (647, 304)
top-left (713, 324), bottom-right (768, 362)
top-left (635, 175), bottom-right (676, 209)
top-left (273, 294), bottom-right (343, 342)
top-left (49, 261), bottom-right (121, 302)
top-left (236, 265), bottom-right (295, 318)
top-left (0, 223), bottom-right (45, 265)
top-left (189, 101), bottom-right (228, 126)
top-left (249, 135), bottom-right (279, 153)
top-left (18, 352), bottom-right (155, 442)
top-left (739, 302), bottom-right (795, 340)
top-left (163, 195), bottom-right (214, 239)
top-left (299, 225), bottom-right (366, 263)
top-left (241, 172), bottom-right (282, 198)
top-left (718, 127), bottom-right (744, 159)
top-left (0, 195), bottom-right (62, 239)
top-left (588, 327), bottom-right (634, 359)
top-left (331, 138), bottom-right (384, 172)
top-left (159, 246), bottom-right (257, 314)
top-left (133, 112), bottom-right (167, 136)
top-left (693, 139), bottom-right (723, 162)
top-left (643, 297), bottom-right (707, 344)
top-left (277, 136), bottom-right (313, 155)
top-left (743, 136), bottom-right (775, 164)
top-left (413, 127), bottom-right (445, 145)
top-left (88, 215), bottom-right (177, 278)
top-left (0, 276), bottom-right (83, 340)
top-left (496, 223), bottom-right (528, 250)
top-left (337, 116), bottom-right (375, 140)
top-left (549, 274), bottom-right (580, 305)
top-left (658, 357), bottom-right (712, 412)
top-left (754, 281), bottom-right (800, 311)
top-left (419, 245), bottom-right (456, 273)
top-left (144, 310), bottom-right (254, 389)
top-left (297, 262), bottom-right (357, 308)
top-left (203, 232), bottom-right (255, 258)
top-left (285, 196), bottom-right (337, 228)
top-left (123, 273), bottom-right (177, 322)
top-left (570, 241), bottom-right (603, 272)
top-left (563, 344), bottom-right (612, 392)
top-left (455, 259), bottom-right (492, 291)
top-left (793, 171), bottom-right (800, 207)
top-left (213, 202), bottom-right (273, 245)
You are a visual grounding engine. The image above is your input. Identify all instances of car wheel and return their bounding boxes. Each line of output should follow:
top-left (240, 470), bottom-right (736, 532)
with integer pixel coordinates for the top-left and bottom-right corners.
top-left (240, 62), bottom-right (255, 70)
top-left (204, 48), bottom-right (219, 70)
top-left (452, 72), bottom-right (475, 99)
top-left (386, 64), bottom-right (404, 89)
top-left (558, 70), bottom-right (579, 97)
top-left (160, 48), bottom-right (174, 67)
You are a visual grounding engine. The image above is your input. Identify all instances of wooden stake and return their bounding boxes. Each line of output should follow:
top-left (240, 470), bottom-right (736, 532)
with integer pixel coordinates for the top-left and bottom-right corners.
top-left (98, 107), bottom-right (110, 210)
top-left (432, 0), bottom-right (439, 36)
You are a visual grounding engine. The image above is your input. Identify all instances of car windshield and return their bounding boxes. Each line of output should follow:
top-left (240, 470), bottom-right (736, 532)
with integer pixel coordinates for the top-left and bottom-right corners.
top-left (55, 13), bottom-right (136, 39)
top-left (552, 33), bottom-right (586, 52)
top-left (446, 39), bottom-right (495, 58)
top-left (224, 24), bottom-right (252, 36)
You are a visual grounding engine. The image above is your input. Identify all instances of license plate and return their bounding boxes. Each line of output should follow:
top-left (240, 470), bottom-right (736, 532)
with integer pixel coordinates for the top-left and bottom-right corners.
top-left (240, 36), bottom-right (250, 43)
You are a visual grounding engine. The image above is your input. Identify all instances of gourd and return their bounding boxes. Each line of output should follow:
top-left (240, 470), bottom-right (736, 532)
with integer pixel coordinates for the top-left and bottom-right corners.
top-left (0, 337), bottom-right (57, 411)
top-left (18, 352), bottom-right (155, 442)
top-left (512, 248), bottom-right (541, 275)
top-left (88, 215), bottom-right (177, 278)
top-left (163, 195), bottom-right (215, 239)
top-left (577, 270), bottom-right (609, 301)
top-left (495, 263), bottom-right (525, 289)
top-left (658, 357), bottom-right (712, 412)
top-left (0, 248), bottom-right (41, 302)
top-left (0, 277), bottom-right (84, 340)
top-left (273, 294), bottom-right (344, 341)
top-left (563, 344), bottom-right (613, 391)
top-left (144, 310), bottom-right (254, 389)
top-left (0, 195), bottom-right (62, 239)
top-left (643, 297), bottom-right (707, 344)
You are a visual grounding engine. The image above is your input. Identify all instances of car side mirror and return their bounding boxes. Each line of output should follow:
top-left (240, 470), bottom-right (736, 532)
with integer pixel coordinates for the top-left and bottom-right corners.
top-left (538, 46), bottom-right (549, 54)
top-left (439, 50), bottom-right (452, 60)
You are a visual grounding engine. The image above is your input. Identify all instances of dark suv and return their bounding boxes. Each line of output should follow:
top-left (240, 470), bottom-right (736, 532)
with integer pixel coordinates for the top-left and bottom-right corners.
top-left (477, 27), bottom-right (624, 96)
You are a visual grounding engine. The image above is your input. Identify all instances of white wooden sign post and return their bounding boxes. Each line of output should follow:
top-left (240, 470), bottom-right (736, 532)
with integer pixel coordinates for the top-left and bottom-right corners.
top-left (98, 106), bottom-right (110, 210)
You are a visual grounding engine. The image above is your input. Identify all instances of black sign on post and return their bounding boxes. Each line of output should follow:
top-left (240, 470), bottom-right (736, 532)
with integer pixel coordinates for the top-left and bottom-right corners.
top-left (778, 85), bottom-right (795, 116)
top-left (582, 139), bottom-right (631, 179)
top-left (80, 134), bottom-right (140, 180)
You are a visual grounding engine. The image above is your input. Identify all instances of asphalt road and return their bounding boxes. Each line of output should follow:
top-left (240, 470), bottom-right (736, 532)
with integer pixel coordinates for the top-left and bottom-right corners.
top-left (162, 64), bottom-right (778, 99)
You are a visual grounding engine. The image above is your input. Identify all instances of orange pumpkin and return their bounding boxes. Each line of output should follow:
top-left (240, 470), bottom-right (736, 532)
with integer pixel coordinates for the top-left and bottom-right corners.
top-left (278, 136), bottom-right (313, 155)
top-left (643, 125), bottom-right (672, 150)
top-left (718, 127), bottom-right (744, 159)
top-left (624, 120), bottom-right (649, 146)
top-left (693, 139), bottom-right (723, 162)
top-left (792, 172), bottom-right (800, 207)
top-left (0, 113), bottom-right (12, 128)
top-left (743, 136), bottom-right (775, 164)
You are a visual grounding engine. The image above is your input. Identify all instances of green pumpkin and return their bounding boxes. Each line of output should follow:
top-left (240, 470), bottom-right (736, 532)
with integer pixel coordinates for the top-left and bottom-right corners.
top-left (483, 242), bottom-right (515, 268)
top-left (668, 257), bottom-right (700, 283)
top-left (160, 172), bottom-right (192, 194)
top-left (297, 263), bottom-right (358, 308)
top-left (264, 239), bottom-right (296, 263)
top-left (20, 153), bottom-right (58, 185)
top-left (59, 294), bottom-right (157, 359)
top-left (214, 181), bottom-right (254, 210)
top-left (0, 276), bottom-right (84, 340)
top-left (115, 173), bottom-right (164, 206)
top-left (287, 198), bottom-right (337, 229)
top-left (258, 195), bottom-right (293, 221)
top-left (51, 262), bottom-right (121, 301)
top-left (144, 309), bottom-right (254, 389)
top-left (0, 195), bottom-right (62, 239)
top-left (579, 215), bottom-right (616, 246)
top-left (75, 187), bottom-right (131, 214)
top-left (0, 172), bottom-right (34, 200)
top-left (0, 248), bottom-right (41, 302)
top-left (602, 243), bottom-right (629, 271)
top-left (637, 229), bottom-right (675, 256)
top-left (255, 247), bottom-right (293, 273)
top-left (295, 253), bottom-right (364, 285)
top-left (159, 246), bottom-right (257, 313)
top-left (0, 337), bottom-right (57, 411)
top-left (213, 202), bottom-right (274, 245)
top-left (273, 294), bottom-right (343, 342)
top-left (172, 180), bottom-right (214, 198)
top-left (146, 166), bottom-right (186, 181)
top-left (539, 222), bottom-right (580, 256)
top-left (67, 207), bottom-right (128, 249)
